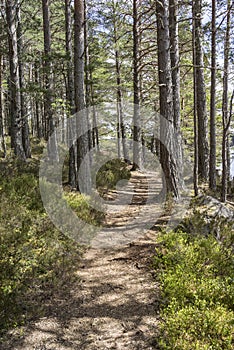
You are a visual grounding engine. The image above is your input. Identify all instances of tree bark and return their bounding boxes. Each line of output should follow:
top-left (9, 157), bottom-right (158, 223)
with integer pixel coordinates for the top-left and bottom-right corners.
top-left (113, 1), bottom-right (129, 162)
top-left (221, 0), bottom-right (231, 202)
top-left (192, 11), bottom-right (199, 196)
top-left (65, 0), bottom-right (74, 115)
top-left (0, 54), bottom-right (6, 157)
top-left (169, 0), bottom-right (183, 189)
top-left (193, 0), bottom-right (209, 181)
top-left (42, 0), bottom-right (52, 139)
top-left (65, 0), bottom-right (76, 188)
top-left (169, 0), bottom-right (180, 130)
top-left (6, 0), bottom-right (25, 160)
top-left (17, 7), bottom-right (31, 158)
top-left (132, 0), bottom-right (142, 170)
top-left (74, 0), bottom-right (92, 194)
top-left (89, 68), bottom-right (99, 151)
top-left (84, 0), bottom-right (93, 158)
top-left (156, 0), bottom-right (180, 198)
top-left (209, 0), bottom-right (217, 190)
top-left (34, 61), bottom-right (42, 138)
top-left (42, 0), bottom-right (57, 160)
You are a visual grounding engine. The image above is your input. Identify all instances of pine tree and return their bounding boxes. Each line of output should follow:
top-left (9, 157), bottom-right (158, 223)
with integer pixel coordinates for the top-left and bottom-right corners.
top-left (6, 0), bottom-right (26, 160)
top-left (132, 0), bottom-right (143, 170)
top-left (156, 0), bottom-right (180, 198)
top-left (221, 0), bottom-right (232, 202)
top-left (209, 0), bottom-right (217, 190)
top-left (193, 0), bottom-right (209, 181)
top-left (74, 0), bottom-right (92, 194)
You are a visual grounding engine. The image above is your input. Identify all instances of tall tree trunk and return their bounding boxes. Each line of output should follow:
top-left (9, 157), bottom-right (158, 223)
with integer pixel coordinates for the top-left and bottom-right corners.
top-left (192, 12), bottom-right (199, 196)
top-left (209, 0), bottom-right (217, 190)
top-left (6, 0), bottom-right (25, 160)
top-left (156, 0), bottom-right (180, 198)
top-left (132, 0), bottom-right (142, 170)
top-left (169, 0), bottom-right (183, 188)
top-left (169, 0), bottom-right (180, 130)
top-left (17, 8), bottom-right (31, 158)
top-left (42, 0), bottom-right (57, 159)
top-left (65, 0), bottom-right (76, 188)
top-left (193, 0), bottom-right (209, 181)
top-left (65, 0), bottom-right (74, 115)
top-left (221, 0), bottom-right (231, 202)
top-left (42, 0), bottom-right (52, 140)
top-left (117, 100), bottom-right (121, 158)
top-left (90, 69), bottom-right (99, 151)
top-left (138, 1), bottom-right (146, 163)
top-left (0, 54), bottom-right (6, 157)
top-left (34, 62), bottom-right (42, 138)
top-left (227, 135), bottom-right (231, 185)
top-left (113, 1), bottom-right (129, 162)
top-left (84, 0), bottom-right (93, 157)
top-left (74, 0), bottom-right (91, 194)
top-left (85, 48), bottom-right (99, 150)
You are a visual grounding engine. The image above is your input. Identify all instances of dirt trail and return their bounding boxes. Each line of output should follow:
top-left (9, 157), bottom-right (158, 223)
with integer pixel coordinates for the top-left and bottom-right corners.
top-left (2, 172), bottom-right (162, 350)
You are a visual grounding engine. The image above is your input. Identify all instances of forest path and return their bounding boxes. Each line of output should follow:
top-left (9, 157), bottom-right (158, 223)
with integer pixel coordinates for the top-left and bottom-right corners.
top-left (2, 171), bottom-right (163, 350)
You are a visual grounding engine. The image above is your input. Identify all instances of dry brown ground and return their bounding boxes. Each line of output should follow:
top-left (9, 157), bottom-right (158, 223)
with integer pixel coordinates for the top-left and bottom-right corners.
top-left (1, 171), bottom-right (162, 350)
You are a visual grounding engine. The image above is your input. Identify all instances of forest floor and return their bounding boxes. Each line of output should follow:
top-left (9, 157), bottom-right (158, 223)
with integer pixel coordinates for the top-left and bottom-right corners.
top-left (1, 171), bottom-right (163, 350)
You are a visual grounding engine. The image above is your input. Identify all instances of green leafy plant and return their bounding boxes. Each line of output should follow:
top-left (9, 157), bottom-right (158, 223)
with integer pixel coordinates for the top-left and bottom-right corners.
top-left (96, 158), bottom-right (131, 194)
top-left (0, 159), bottom-right (102, 336)
top-left (63, 191), bottom-right (104, 226)
top-left (154, 230), bottom-right (234, 349)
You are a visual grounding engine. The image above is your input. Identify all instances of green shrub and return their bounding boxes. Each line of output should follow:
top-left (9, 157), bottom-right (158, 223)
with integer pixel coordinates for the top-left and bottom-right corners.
top-left (154, 230), bottom-right (234, 349)
top-left (160, 303), bottom-right (234, 349)
top-left (96, 158), bottom-right (131, 192)
top-left (63, 191), bottom-right (104, 226)
top-left (0, 159), bottom-right (102, 335)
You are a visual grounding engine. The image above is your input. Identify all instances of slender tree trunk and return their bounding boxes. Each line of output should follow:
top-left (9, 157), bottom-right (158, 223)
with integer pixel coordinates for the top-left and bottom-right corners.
top-left (6, 0), bottom-right (25, 160)
top-left (221, 0), bottom-right (231, 202)
top-left (221, 90), bottom-right (234, 202)
top-left (113, 2), bottom-right (129, 162)
top-left (37, 57), bottom-right (46, 138)
top-left (65, 0), bottom-right (74, 115)
top-left (84, 0), bottom-right (93, 158)
top-left (34, 59), bottom-right (44, 138)
top-left (117, 103), bottom-right (121, 158)
top-left (169, 0), bottom-right (183, 189)
top-left (193, 0), bottom-right (209, 181)
top-left (42, 0), bottom-right (57, 159)
top-left (34, 62), bottom-right (42, 138)
top-left (17, 8), bottom-right (31, 158)
top-left (0, 54), bottom-right (6, 157)
top-left (192, 12), bottom-right (199, 196)
top-left (65, 0), bottom-right (76, 188)
top-left (84, 47), bottom-right (99, 151)
top-left (138, 3), bottom-right (146, 162)
top-left (42, 0), bottom-right (52, 140)
top-left (209, 0), bottom-right (216, 190)
top-left (156, 0), bottom-right (180, 198)
top-left (90, 70), bottom-right (99, 151)
top-left (227, 135), bottom-right (231, 186)
top-left (169, 0), bottom-right (180, 130)
top-left (132, 0), bottom-right (142, 170)
top-left (74, 0), bottom-right (91, 194)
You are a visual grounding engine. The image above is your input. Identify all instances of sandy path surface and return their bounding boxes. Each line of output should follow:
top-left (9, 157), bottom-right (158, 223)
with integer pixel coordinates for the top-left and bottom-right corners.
top-left (1, 171), bottom-right (161, 350)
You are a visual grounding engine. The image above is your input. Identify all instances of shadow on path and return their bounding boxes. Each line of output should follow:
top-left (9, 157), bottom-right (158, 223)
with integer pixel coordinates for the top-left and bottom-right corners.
top-left (1, 171), bottom-right (162, 350)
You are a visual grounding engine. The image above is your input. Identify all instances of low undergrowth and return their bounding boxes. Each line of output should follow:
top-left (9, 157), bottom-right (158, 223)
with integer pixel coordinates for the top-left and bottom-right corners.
top-left (0, 158), bottom-right (101, 337)
top-left (96, 158), bottom-right (131, 197)
top-left (154, 229), bottom-right (234, 349)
